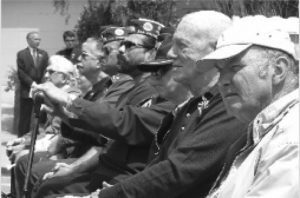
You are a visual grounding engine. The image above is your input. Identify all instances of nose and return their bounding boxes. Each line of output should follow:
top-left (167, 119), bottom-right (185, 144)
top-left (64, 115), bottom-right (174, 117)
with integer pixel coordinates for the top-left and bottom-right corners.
top-left (217, 70), bottom-right (231, 89)
top-left (119, 45), bottom-right (126, 54)
top-left (167, 46), bottom-right (177, 59)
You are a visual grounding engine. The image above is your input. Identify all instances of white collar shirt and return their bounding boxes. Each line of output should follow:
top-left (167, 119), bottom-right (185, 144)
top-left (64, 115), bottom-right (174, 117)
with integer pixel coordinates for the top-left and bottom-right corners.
top-left (207, 88), bottom-right (299, 198)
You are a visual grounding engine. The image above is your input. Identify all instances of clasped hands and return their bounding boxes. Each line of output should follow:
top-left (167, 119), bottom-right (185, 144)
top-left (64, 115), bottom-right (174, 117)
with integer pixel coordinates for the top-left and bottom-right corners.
top-left (32, 82), bottom-right (71, 107)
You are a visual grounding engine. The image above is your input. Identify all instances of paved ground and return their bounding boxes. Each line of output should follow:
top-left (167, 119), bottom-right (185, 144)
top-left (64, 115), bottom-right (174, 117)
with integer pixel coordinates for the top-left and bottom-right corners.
top-left (1, 88), bottom-right (16, 194)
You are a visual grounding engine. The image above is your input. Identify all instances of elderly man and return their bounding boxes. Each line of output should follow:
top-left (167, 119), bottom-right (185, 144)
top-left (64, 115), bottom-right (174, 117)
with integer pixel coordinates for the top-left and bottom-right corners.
top-left (14, 38), bottom-right (117, 198)
top-left (32, 19), bottom-right (176, 197)
top-left (199, 16), bottom-right (299, 198)
top-left (10, 55), bottom-right (79, 198)
top-left (26, 27), bottom-right (136, 196)
top-left (72, 11), bottom-right (247, 198)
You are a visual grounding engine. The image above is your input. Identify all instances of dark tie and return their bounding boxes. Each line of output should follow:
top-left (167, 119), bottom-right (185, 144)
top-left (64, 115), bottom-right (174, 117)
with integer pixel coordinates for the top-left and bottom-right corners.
top-left (33, 49), bottom-right (38, 66)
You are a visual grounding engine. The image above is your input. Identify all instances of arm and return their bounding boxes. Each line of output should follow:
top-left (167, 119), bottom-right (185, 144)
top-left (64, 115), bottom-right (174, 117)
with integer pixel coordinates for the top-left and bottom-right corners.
top-left (17, 51), bottom-right (34, 87)
top-left (68, 99), bottom-right (174, 145)
top-left (98, 97), bottom-right (246, 198)
top-left (44, 146), bottom-right (103, 180)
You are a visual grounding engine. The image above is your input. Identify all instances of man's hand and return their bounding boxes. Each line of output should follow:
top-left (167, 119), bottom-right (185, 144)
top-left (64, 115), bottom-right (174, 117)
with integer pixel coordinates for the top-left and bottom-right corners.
top-left (57, 189), bottom-right (100, 198)
top-left (43, 162), bottom-right (76, 180)
top-left (33, 82), bottom-right (71, 106)
top-left (31, 81), bottom-right (38, 89)
top-left (6, 138), bottom-right (26, 161)
top-left (58, 195), bottom-right (90, 198)
top-left (102, 181), bottom-right (113, 189)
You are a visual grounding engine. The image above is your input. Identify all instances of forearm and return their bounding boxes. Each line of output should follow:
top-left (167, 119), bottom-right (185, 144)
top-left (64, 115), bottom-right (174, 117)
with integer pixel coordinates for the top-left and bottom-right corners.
top-left (68, 100), bottom-right (172, 144)
top-left (70, 146), bottom-right (103, 173)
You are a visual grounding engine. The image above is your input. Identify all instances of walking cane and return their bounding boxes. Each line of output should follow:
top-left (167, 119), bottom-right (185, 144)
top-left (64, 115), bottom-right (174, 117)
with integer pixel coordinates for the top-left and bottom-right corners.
top-left (23, 93), bottom-right (44, 198)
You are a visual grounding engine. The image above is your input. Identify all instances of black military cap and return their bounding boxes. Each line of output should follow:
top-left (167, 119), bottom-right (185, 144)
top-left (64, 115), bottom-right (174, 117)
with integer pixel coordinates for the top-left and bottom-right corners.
top-left (138, 32), bottom-right (173, 72)
top-left (130, 18), bottom-right (165, 40)
top-left (100, 26), bottom-right (133, 44)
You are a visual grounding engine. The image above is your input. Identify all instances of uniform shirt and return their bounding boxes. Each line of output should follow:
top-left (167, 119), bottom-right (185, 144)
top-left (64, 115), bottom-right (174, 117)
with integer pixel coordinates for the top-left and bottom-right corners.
top-left (207, 88), bottom-right (299, 198)
top-left (98, 88), bottom-right (247, 198)
top-left (65, 78), bottom-right (176, 182)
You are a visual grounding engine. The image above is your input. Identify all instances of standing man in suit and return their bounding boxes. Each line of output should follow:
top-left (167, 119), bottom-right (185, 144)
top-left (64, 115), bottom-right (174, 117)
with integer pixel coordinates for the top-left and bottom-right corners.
top-left (17, 31), bottom-right (49, 137)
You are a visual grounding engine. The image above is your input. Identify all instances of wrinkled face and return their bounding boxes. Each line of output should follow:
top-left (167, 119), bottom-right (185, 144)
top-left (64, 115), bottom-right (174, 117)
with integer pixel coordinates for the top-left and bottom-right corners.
top-left (77, 41), bottom-right (104, 78)
top-left (149, 66), bottom-right (188, 101)
top-left (27, 33), bottom-right (41, 48)
top-left (44, 65), bottom-right (68, 87)
top-left (102, 40), bottom-right (122, 75)
top-left (216, 48), bottom-right (273, 122)
top-left (167, 21), bottom-right (213, 87)
top-left (118, 34), bottom-right (154, 74)
top-left (64, 36), bottom-right (76, 49)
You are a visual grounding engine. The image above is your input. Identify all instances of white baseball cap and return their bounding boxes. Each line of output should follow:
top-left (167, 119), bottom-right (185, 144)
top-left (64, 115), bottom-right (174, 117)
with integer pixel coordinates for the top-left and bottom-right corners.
top-left (197, 15), bottom-right (297, 65)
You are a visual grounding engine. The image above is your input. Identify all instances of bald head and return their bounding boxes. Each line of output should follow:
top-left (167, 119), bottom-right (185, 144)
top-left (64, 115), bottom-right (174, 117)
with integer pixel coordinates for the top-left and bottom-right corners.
top-left (177, 11), bottom-right (232, 52)
top-left (168, 11), bottom-right (231, 92)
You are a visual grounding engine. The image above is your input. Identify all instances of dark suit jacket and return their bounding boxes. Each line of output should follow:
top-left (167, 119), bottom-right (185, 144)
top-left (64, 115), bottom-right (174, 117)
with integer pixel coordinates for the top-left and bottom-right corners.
top-left (98, 89), bottom-right (248, 198)
top-left (17, 47), bottom-right (49, 98)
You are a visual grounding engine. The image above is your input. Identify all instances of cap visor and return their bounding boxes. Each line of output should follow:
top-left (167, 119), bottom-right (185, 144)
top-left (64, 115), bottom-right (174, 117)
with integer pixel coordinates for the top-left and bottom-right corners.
top-left (196, 44), bottom-right (251, 68)
top-left (204, 44), bottom-right (251, 60)
top-left (138, 59), bottom-right (173, 72)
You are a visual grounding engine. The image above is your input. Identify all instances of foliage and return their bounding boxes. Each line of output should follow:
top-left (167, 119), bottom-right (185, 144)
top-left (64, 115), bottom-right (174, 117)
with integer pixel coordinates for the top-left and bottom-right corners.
top-left (53, 0), bottom-right (298, 43)
top-left (215, 0), bottom-right (299, 17)
top-left (53, 0), bottom-right (178, 43)
top-left (53, 0), bottom-right (71, 24)
top-left (5, 67), bottom-right (18, 92)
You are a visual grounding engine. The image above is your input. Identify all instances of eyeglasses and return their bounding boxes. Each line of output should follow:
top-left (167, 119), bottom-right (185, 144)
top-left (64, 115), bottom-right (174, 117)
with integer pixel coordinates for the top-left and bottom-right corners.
top-left (81, 51), bottom-right (98, 60)
top-left (46, 69), bottom-right (66, 76)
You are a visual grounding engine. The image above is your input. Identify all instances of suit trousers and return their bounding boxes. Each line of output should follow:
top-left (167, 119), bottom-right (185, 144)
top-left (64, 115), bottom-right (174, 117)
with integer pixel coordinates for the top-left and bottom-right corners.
top-left (32, 168), bottom-right (116, 198)
top-left (18, 98), bottom-right (33, 137)
top-left (14, 152), bottom-right (76, 198)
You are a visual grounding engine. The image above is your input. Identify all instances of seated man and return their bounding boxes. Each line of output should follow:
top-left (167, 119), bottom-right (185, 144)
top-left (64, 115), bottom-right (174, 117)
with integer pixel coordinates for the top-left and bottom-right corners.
top-left (31, 19), bottom-right (177, 197)
top-left (58, 11), bottom-right (247, 198)
top-left (6, 55), bottom-right (80, 198)
top-left (200, 15), bottom-right (299, 198)
top-left (6, 55), bottom-right (80, 161)
top-left (13, 38), bottom-right (119, 198)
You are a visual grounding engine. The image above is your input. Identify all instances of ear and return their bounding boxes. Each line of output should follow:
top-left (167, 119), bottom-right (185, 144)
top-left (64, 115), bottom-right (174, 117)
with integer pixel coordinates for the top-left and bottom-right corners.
top-left (272, 56), bottom-right (289, 85)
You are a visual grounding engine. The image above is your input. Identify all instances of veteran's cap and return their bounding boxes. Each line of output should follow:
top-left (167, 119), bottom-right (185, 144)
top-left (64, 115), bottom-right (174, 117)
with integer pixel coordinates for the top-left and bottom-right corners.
top-left (130, 18), bottom-right (165, 40)
top-left (138, 31), bottom-right (173, 72)
top-left (101, 26), bottom-right (133, 44)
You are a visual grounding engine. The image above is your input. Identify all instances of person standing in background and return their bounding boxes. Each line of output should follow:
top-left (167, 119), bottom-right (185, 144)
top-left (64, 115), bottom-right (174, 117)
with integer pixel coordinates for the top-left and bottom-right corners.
top-left (17, 31), bottom-right (49, 137)
top-left (56, 31), bottom-right (79, 63)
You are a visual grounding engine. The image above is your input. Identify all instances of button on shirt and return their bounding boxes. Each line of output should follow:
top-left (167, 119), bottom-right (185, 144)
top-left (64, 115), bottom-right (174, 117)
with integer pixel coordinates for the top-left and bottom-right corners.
top-left (207, 89), bottom-right (299, 198)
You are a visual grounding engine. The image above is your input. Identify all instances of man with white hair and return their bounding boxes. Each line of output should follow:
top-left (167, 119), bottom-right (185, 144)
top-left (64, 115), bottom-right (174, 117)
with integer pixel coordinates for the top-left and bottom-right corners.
top-left (74, 11), bottom-right (246, 198)
top-left (7, 55), bottom-right (78, 162)
top-left (199, 15), bottom-right (299, 198)
top-left (7, 55), bottom-right (80, 198)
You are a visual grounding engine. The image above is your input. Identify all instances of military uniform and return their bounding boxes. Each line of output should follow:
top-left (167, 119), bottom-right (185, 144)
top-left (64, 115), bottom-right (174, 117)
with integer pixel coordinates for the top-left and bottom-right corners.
top-left (33, 78), bottom-right (176, 197)
top-left (97, 88), bottom-right (247, 198)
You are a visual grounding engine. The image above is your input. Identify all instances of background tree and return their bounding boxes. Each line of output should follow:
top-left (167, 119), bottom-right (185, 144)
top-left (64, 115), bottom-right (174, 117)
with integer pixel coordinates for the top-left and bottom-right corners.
top-left (53, 0), bottom-right (298, 43)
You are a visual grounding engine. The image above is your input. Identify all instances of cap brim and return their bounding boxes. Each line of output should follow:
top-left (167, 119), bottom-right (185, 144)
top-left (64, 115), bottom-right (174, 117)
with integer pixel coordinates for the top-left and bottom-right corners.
top-left (196, 44), bottom-right (251, 68)
top-left (204, 44), bottom-right (252, 61)
top-left (138, 59), bottom-right (173, 72)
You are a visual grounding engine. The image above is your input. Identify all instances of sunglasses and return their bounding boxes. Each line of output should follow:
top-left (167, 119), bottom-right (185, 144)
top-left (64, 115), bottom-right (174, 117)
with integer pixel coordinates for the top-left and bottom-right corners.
top-left (120, 40), bottom-right (150, 50)
top-left (151, 65), bottom-right (172, 78)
